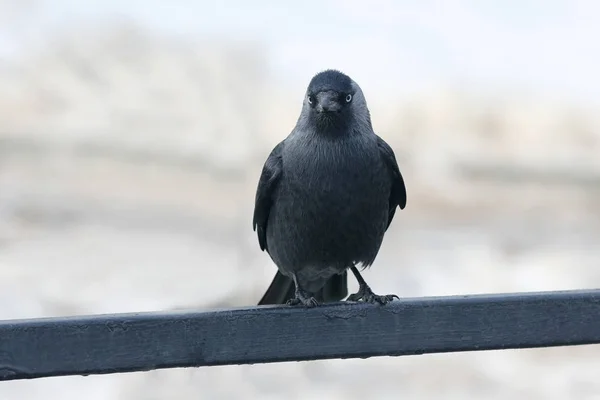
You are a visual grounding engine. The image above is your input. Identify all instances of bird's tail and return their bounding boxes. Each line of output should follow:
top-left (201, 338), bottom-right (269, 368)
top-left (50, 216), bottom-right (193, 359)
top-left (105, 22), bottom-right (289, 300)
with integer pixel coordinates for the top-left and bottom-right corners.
top-left (257, 270), bottom-right (348, 305)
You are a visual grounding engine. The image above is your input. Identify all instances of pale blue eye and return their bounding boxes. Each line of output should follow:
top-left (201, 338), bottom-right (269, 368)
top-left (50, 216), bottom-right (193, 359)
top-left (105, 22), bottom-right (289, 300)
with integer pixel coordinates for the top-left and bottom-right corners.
top-left (345, 94), bottom-right (352, 103)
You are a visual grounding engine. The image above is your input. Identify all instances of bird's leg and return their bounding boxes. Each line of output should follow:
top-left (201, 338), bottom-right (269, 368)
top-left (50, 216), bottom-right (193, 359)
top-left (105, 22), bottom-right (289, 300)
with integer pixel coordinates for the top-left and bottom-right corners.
top-left (286, 273), bottom-right (319, 307)
top-left (347, 264), bottom-right (399, 305)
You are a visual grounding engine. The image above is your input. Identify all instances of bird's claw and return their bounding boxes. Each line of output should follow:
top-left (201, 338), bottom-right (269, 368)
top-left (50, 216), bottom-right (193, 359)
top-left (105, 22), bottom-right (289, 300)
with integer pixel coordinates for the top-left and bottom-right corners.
top-left (286, 290), bottom-right (319, 307)
top-left (347, 285), bottom-right (398, 305)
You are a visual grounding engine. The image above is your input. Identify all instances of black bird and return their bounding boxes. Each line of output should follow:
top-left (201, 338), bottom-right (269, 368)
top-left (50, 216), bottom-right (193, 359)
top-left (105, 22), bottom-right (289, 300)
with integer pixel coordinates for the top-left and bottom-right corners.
top-left (253, 69), bottom-right (406, 307)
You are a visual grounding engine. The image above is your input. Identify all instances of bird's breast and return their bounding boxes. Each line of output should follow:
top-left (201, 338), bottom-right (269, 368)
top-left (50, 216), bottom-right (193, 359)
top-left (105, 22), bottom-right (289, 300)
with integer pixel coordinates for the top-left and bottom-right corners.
top-left (283, 136), bottom-right (387, 198)
top-left (276, 135), bottom-right (390, 235)
top-left (266, 135), bottom-right (391, 271)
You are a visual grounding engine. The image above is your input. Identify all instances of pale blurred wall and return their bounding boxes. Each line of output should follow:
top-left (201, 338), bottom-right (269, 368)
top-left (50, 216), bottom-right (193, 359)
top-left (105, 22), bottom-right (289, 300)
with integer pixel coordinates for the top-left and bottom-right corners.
top-left (0, 1), bottom-right (599, 399)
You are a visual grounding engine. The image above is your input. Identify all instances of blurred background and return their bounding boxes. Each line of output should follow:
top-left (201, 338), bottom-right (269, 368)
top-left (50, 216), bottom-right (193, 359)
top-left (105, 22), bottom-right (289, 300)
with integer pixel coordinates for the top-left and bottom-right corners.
top-left (1, 0), bottom-right (599, 399)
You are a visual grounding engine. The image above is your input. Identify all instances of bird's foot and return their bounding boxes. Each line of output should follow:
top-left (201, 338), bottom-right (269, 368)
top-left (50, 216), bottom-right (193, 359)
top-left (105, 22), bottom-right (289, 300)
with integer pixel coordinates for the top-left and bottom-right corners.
top-left (347, 284), bottom-right (398, 305)
top-left (286, 289), bottom-right (319, 307)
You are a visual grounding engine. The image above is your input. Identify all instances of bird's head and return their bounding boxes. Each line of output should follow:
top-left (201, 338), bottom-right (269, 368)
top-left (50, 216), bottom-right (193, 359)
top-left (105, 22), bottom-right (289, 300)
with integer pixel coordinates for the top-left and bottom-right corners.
top-left (301, 69), bottom-right (371, 133)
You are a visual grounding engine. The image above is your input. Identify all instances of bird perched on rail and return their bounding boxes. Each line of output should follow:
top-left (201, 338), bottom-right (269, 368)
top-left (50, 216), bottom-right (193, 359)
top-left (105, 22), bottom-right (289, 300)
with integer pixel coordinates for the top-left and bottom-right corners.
top-left (253, 69), bottom-right (407, 307)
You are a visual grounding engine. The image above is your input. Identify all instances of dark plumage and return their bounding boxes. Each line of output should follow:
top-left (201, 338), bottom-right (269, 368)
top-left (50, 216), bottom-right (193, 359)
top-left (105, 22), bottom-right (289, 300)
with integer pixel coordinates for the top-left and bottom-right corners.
top-left (254, 69), bottom-right (407, 307)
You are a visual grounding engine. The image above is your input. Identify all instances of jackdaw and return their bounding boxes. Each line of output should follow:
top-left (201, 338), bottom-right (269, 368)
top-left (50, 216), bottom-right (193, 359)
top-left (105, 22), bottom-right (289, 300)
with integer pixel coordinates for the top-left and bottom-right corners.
top-left (253, 69), bottom-right (406, 307)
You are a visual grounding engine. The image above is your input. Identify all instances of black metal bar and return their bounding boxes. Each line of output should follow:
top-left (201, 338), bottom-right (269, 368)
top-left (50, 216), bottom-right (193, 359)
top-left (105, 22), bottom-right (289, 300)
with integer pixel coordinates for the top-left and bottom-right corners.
top-left (0, 289), bottom-right (599, 381)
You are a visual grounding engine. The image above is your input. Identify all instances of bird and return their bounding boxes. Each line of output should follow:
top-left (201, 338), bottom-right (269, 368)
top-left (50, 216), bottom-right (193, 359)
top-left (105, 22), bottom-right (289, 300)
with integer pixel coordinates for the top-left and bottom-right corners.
top-left (253, 69), bottom-right (406, 307)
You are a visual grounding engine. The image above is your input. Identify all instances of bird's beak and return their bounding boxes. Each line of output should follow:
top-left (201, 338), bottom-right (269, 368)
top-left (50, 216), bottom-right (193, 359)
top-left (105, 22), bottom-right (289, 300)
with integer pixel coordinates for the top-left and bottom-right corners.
top-left (315, 91), bottom-right (341, 113)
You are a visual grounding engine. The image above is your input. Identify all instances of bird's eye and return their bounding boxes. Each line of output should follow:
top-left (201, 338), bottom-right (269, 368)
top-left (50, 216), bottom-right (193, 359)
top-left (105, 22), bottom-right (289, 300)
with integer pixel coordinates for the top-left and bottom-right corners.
top-left (345, 94), bottom-right (353, 103)
top-left (307, 95), bottom-right (314, 104)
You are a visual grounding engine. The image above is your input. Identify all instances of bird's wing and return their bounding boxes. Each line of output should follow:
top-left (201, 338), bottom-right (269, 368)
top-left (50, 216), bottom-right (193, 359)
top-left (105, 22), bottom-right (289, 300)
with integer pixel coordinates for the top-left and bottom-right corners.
top-left (253, 141), bottom-right (285, 251)
top-left (376, 135), bottom-right (407, 229)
